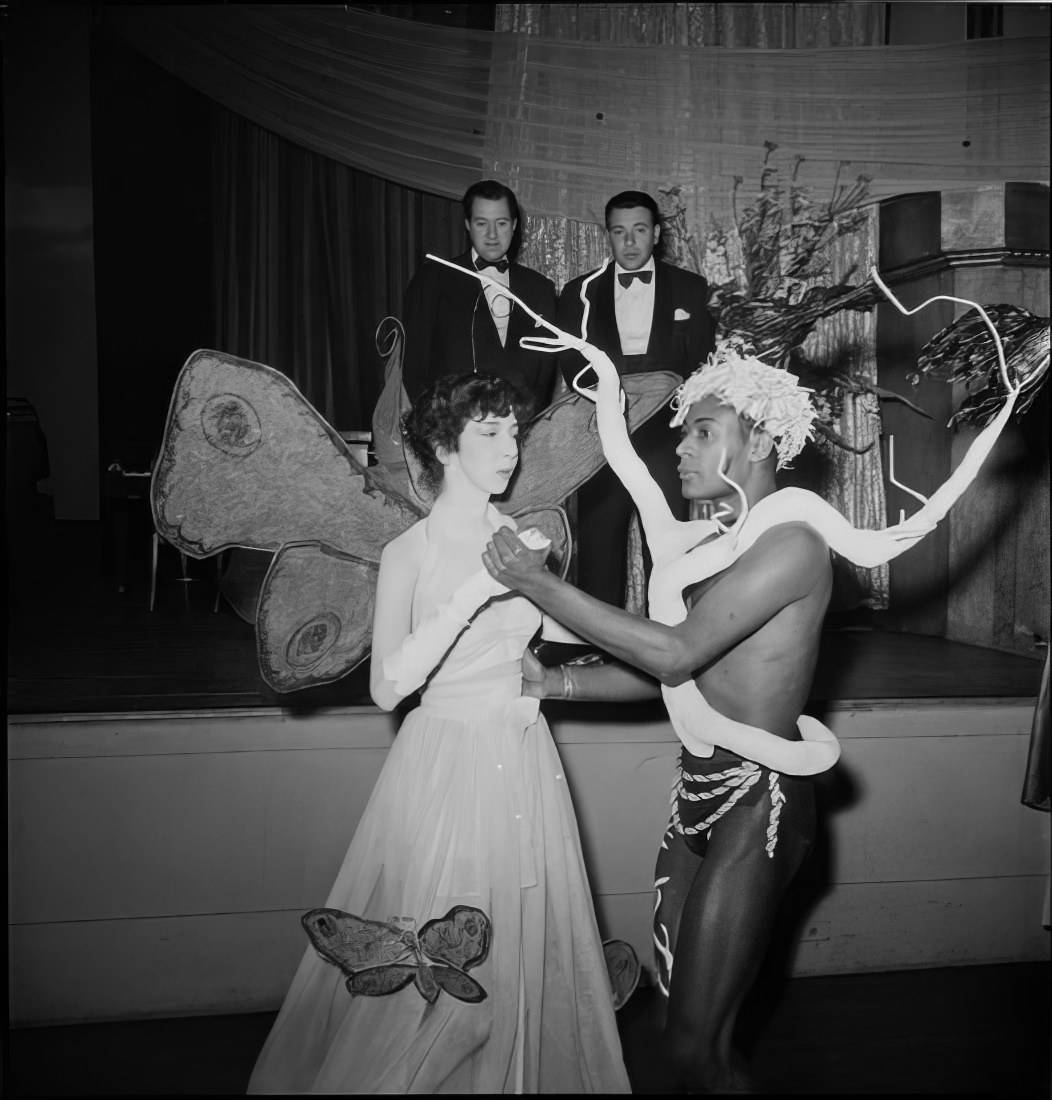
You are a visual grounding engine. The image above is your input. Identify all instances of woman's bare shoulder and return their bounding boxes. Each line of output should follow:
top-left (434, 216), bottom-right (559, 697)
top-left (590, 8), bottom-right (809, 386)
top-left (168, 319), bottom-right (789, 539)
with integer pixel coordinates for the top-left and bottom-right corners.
top-left (380, 519), bottom-right (428, 566)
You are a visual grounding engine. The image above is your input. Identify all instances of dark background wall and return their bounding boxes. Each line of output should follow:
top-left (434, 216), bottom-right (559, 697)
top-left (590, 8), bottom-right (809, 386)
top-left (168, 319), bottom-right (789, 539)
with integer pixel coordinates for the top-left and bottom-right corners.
top-left (5, 4), bottom-right (100, 520)
top-left (90, 18), bottom-right (215, 476)
top-left (5, 5), bottom-right (491, 521)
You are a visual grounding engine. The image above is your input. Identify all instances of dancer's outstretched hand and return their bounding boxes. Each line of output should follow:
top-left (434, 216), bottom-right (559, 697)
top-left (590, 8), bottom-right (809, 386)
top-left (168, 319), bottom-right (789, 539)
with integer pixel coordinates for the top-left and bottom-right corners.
top-left (482, 527), bottom-right (550, 591)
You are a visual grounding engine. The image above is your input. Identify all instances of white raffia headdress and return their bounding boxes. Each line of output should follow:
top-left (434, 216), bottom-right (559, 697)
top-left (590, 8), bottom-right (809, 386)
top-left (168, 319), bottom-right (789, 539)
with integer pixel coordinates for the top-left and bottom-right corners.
top-left (669, 337), bottom-right (818, 470)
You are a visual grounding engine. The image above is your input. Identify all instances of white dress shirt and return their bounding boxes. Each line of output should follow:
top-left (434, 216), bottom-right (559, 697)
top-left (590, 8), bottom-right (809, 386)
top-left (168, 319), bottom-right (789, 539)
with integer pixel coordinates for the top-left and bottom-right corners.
top-left (471, 248), bottom-right (512, 347)
top-left (613, 257), bottom-right (656, 356)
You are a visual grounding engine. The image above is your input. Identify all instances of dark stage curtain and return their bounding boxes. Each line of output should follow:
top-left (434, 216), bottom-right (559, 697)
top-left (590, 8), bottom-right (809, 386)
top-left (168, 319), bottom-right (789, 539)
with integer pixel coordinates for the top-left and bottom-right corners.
top-left (1022, 651), bottom-right (1050, 813)
top-left (212, 107), bottom-right (464, 431)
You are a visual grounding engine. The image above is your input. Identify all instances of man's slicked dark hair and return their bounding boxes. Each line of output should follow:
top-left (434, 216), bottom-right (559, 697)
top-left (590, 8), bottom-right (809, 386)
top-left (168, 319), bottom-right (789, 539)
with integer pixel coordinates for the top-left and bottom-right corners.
top-left (402, 373), bottom-right (533, 495)
top-left (604, 190), bottom-right (661, 229)
top-left (461, 179), bottom-right (521, 225)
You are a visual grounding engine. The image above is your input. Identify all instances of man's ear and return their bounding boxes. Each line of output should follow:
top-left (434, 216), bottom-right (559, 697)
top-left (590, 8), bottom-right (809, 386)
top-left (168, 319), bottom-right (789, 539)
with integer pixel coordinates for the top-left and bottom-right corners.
top-left (653, 222), bottom-right (661, 245)
top-left (749, 426), bottom-right (775, 463)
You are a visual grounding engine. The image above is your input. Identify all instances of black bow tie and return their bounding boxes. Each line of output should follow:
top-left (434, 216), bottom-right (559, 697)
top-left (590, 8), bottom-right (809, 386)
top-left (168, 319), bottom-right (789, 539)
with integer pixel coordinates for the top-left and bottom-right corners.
top-left (618, 269), bottom-right (653, 288)
top-left (474, 257), bottom-right (509, 273)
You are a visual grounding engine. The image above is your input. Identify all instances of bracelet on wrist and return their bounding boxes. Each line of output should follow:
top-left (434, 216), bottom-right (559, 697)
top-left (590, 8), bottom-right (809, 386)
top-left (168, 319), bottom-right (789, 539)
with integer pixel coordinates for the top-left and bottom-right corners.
top-left (561, 665), bottom-right (574, 701)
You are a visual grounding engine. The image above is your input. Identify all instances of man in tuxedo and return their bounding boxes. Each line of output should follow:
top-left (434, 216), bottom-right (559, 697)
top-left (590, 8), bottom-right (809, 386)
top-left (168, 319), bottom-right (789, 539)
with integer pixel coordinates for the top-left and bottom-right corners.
top-left (401, 180), bottom-right (559, 409)
top-left (558, 190), bottom-right (716, 607)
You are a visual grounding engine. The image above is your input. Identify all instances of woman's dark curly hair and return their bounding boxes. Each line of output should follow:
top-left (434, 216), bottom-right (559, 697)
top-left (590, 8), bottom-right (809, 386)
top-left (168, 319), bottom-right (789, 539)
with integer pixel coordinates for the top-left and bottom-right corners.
top-left (402, 373), bottom-right (533, 495)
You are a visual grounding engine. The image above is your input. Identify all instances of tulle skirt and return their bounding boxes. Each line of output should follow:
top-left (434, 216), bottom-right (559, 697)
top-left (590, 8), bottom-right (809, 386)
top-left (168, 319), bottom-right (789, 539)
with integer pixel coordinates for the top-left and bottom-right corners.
top-left (247, 689), bottom-right (630, 1094)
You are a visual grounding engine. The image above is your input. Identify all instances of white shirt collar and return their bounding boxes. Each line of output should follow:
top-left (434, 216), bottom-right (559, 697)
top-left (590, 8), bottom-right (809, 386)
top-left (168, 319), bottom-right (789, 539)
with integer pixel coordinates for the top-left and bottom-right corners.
top-left (613, 256), bottom-right (656, 278)
top-left (470, 247), bottom-right (509, 267)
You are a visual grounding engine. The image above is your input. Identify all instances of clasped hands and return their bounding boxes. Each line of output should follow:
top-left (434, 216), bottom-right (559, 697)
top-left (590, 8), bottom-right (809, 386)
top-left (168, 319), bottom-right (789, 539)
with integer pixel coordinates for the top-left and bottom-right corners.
top-left (482, 527), bottom-right (550, 592)
top-left (479, 531), bottom-right (563, 701)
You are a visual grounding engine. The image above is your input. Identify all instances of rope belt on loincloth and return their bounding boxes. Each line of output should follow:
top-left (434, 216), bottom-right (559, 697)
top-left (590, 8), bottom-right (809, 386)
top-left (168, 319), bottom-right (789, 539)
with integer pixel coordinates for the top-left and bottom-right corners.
top-left (670, 756), bottom-right (785, 858)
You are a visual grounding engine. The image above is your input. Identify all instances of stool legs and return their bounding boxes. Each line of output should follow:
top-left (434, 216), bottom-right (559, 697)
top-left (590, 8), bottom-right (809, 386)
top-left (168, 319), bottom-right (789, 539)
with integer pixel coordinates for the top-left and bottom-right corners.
top-left (149, 532), bottom-right (224, 611)
top-left (149, 532), bottom-right (160, 612)
top-left (214, 552), bottom-right (224, 613)
top-left (149, 535), bottom-right (222, 612)
top-left (179, 552), bottom-right (190, 610)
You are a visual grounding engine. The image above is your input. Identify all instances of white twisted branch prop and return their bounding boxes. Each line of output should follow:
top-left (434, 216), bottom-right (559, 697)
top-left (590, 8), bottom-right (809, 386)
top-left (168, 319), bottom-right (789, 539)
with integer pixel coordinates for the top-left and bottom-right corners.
top-left (871, 268), bottom-right (1013, 394)
top-left (425, 253), bottom-right (619, 404)
top-left (429, 256), bottom-right (1022, 775)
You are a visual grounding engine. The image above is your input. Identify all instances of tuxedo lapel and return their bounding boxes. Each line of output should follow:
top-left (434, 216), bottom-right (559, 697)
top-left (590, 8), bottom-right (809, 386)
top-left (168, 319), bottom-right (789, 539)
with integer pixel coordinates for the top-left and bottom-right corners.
top-left (647, 261), bottom-right (674, 356)
top-left (448, 250), bottom-right (484, 311)
top-left (506, 265), bottom-right (533, 346)
top-left (458, 249), bottom-right (505, 353)
top-left (584, 265), bottom-right (620, 357)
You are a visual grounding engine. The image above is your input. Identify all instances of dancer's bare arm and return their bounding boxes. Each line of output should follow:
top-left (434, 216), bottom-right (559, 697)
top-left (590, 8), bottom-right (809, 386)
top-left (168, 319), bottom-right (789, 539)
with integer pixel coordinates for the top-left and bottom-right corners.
top-left (487, 523), bottom-right (829, 687)
top-left (521, 646), bottom-right (662, 702)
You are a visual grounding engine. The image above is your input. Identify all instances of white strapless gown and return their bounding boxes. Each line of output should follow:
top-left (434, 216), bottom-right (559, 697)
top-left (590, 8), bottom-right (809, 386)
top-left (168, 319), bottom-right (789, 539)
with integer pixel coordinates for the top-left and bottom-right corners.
top-left (248, 526), bottom-right (630, 1094)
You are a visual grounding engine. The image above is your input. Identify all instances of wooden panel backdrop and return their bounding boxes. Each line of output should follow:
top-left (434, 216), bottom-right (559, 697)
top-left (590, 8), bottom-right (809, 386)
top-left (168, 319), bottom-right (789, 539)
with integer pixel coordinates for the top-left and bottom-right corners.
top-left (876, 185), bottom-right (1050, 656)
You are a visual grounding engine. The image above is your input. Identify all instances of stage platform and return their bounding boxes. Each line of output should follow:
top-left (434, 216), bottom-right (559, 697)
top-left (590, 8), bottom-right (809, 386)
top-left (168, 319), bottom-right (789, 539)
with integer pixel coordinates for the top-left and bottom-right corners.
top-left (7, 522), bottom-right (1049, 1026)
top-left (6, 521), bottom-right (1046, 715)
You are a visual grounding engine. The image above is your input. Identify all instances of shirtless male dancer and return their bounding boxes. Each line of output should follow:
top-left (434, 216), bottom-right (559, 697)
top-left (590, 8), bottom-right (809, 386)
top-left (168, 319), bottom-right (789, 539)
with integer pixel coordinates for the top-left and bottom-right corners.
top-left (482, 347), bottom-right (833, 1092)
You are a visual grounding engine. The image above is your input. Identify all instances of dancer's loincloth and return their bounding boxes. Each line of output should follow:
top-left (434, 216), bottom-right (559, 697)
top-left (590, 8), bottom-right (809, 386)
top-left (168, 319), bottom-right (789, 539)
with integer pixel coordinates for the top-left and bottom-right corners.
top-left (669, 744), bottom-right (810, 858)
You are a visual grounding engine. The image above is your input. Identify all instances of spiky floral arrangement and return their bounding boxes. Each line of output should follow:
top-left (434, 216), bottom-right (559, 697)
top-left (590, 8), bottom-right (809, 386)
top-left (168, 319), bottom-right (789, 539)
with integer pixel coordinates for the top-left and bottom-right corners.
top-left (916, 304), bottom-right (1049, 428)
top-left (659, 142), bottom-right (924, 451)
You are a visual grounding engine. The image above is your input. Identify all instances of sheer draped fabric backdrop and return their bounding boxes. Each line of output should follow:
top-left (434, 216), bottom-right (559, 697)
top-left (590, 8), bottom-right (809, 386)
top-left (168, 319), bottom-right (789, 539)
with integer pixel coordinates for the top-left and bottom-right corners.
top-left (103, 1), bottom-right (1048, 604)
top-left (490, 2), bottom-right (889, 604)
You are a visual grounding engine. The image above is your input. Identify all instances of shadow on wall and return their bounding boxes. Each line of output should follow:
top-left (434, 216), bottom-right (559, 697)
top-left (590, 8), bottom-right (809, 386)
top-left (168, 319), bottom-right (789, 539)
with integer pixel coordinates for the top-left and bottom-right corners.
top-left (7, 397), bottom-right (56, 530)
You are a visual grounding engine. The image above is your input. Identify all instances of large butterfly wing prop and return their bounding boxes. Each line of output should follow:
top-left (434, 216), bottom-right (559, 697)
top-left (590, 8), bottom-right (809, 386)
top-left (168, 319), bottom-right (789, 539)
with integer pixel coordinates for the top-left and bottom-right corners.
top-left (502, 372), bottom-right (684, 515)
top-left (376, 367), bottom-right (683, 583)
top-left (151, 343), bottom-right (680, 692)
top-left (256, 543), bottom-right (378, 693)
top-left (369, 322), bottom-right (683, 520)
top-left (152, 350), bottom-right (422, 692)
top-left (503, 374), bottom-right (682, 579)
top-left (152, 350), bottom-right (423, 561)
top-left (417, 254), bottom-right (685, 512)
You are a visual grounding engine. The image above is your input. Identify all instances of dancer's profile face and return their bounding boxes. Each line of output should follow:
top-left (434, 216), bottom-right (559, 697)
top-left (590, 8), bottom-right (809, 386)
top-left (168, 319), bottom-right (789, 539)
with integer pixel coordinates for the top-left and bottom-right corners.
top-left (443, 412), bottom-right (520, 497)
top-left (466, 197), bottom-right (516, 263)
top-left (674, 397), bottom-right (753, 502)
top-left (606, 206), bottom-right (659, 271)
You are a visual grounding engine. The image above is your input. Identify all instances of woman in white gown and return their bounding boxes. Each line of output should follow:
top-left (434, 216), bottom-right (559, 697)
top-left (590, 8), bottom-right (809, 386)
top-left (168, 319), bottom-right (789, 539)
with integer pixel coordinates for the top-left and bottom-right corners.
top-left (248, 373), bottom-right (630, 1094)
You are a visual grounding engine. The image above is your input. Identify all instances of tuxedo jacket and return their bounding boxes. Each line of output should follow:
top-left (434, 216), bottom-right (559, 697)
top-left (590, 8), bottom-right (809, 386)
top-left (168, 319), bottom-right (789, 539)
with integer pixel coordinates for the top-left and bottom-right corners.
top-left (401, 251), bottom-right (559, 407)
top-left (556, 259), bottom-right (715, 387)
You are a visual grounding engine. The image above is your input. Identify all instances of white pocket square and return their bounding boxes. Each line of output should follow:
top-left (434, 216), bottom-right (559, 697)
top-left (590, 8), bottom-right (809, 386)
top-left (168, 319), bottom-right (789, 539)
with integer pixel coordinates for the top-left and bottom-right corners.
top-left (674, 308), bottom-right (691, 321)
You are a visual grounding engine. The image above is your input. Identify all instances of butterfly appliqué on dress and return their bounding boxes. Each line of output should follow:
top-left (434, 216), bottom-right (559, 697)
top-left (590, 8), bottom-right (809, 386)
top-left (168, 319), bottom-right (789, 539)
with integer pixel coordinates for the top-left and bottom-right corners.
top-left (301, 904), bottom-right (493, 1004)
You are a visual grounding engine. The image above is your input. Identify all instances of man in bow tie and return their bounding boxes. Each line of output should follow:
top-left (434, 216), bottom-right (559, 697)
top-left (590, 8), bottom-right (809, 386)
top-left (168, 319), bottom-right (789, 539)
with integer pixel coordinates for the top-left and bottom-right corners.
top-left (557, 190), bottom-right (716, 607)
top-left (401, 180), bottom-right (559, 408)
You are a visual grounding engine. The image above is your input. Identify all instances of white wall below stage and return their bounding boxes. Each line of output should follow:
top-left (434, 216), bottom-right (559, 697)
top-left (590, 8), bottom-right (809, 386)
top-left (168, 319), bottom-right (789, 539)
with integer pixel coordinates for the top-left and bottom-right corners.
top-left (8, 698), bottom-right (1049, 1025)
